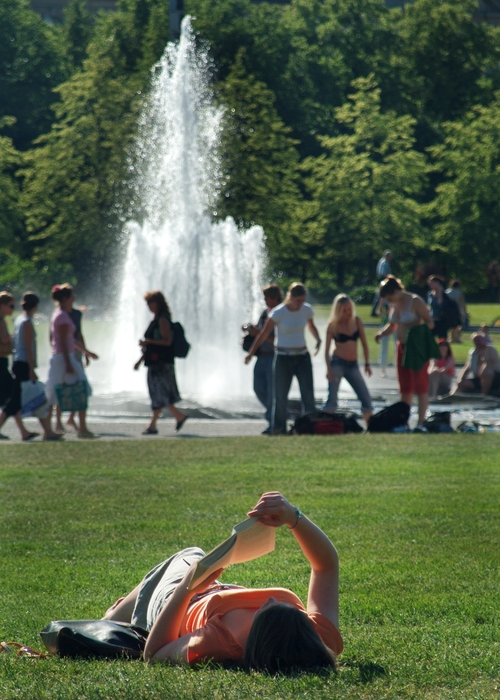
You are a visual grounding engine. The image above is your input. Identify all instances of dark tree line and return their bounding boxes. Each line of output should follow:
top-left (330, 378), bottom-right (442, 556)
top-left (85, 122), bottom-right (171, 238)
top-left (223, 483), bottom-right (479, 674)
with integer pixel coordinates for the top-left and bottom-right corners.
top-left (1, 0), bottom-right (500, 300)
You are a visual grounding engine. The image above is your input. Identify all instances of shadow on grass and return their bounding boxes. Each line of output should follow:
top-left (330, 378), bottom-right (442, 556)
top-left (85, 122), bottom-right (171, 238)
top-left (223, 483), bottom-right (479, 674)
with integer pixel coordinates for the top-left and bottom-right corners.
top-left (343, 659), bottom-right (387, 683)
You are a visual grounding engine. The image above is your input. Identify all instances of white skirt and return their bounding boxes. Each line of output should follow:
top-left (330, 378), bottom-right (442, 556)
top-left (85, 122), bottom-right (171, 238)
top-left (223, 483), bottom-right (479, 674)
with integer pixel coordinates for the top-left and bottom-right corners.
top-left (45, 353), bottom-right (92, 406)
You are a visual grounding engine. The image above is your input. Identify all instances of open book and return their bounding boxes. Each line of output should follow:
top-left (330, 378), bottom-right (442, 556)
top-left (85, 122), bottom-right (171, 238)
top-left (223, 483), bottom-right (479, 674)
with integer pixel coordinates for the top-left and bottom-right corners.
top-left (188, 518), bottom-right (276, 590)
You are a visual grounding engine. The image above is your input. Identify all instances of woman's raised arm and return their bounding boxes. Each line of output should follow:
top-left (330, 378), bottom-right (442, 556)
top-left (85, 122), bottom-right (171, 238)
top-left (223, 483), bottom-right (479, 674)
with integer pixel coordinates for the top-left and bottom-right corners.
top-left (244, 318), bottom-right (276, 364)
top-left (247, 492), bottom-right (339, 629)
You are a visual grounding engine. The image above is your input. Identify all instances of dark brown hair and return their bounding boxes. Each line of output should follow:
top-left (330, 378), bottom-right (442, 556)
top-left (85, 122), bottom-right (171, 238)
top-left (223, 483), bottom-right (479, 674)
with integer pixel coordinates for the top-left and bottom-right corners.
top-left (263, 284), bottom-right (283, 303)
top-left (144, 290), bottom-right (171, 317)
top-left (22, 292), bottom-right (39, 312)
top-left (379, 275), bottom-right (404, 298)
top-left (52, 283), bottom-right (73, 302)
top-left (244, 603), bottom-right (337, 674)
top-left (427, 275), bottom-right (446, 288)
top-left (437, 338), bottom-right (452, 358)
top-left (0, 291), bottom-right (15, 307)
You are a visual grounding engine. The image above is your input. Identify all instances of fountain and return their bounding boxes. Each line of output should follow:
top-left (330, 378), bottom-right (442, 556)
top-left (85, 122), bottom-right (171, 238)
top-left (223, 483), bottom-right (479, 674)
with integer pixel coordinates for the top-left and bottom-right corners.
top-left (110, 16), bottom-right (265, 404)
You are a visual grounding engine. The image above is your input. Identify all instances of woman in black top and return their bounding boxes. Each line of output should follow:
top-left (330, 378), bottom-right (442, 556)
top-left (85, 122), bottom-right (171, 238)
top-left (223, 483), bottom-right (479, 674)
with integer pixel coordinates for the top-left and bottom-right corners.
top-left (134, 291), bottom-right (188, 435)
top-left (323, 294), bottom-right (373, 423)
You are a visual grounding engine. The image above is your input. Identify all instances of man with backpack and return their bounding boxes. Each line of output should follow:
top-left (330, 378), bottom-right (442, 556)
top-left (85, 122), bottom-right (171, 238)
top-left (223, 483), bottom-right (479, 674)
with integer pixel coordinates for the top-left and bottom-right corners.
top-left (243, 285), bottom-right (282, 434)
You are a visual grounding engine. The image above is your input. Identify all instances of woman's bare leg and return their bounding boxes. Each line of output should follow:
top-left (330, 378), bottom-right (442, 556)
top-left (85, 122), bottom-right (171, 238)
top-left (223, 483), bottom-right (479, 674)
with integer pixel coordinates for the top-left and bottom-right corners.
top-left (417, 393), bottom-right (428, 426)
top-left (102, 583), bottom-right (142, 622)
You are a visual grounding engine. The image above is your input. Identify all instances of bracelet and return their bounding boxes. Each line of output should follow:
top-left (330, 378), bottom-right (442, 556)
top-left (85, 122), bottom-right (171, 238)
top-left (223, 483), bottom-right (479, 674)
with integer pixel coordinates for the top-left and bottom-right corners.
top-left (288, 507), bottom-right (303, 530)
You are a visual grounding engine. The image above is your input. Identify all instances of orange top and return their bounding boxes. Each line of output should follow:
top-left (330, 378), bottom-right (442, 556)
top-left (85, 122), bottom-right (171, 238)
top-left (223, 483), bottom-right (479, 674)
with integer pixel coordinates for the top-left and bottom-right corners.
top-left (180, 587), bottom-right (343, 664)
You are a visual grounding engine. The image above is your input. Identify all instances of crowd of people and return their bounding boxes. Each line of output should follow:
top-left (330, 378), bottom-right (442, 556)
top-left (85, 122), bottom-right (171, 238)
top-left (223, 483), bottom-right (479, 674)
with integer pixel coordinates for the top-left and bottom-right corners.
top-left (0, 285), bottom-right (98, 441)
top-left (1, 267), bottom-right (498, 440)
top-left (245, 274), bottom-right (499, 435)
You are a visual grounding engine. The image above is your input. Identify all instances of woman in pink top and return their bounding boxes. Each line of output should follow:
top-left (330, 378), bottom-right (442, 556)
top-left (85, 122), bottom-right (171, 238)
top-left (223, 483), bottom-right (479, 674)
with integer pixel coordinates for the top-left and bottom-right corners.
top-left (45, 284), bottom-right (97, 438)
top-left (103, 492), bottom-right (342, 673)
top-left (428, 339), bottom-right (455, 400)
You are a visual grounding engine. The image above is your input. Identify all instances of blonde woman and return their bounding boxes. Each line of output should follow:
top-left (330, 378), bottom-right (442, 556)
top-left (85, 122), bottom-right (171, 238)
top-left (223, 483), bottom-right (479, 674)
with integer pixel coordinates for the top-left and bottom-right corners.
top-left (323, 294), bottom-right (373, 422)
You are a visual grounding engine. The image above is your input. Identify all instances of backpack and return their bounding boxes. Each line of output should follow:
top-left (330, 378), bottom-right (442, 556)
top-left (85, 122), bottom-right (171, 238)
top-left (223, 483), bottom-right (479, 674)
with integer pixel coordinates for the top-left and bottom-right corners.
top-left (443, 296), bottom-right (461, 330)
top-left (171, 321), bottom-right (190, 358)
top-left (367, 401), bottom-right (410, 433)
top-left (423, 411), bottom-right (454, 433)
top-left (292, 411), bottom-right (363, 435)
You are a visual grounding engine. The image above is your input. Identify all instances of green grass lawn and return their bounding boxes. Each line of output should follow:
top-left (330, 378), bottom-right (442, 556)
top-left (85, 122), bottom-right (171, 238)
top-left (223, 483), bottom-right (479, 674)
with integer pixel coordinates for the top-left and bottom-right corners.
top-left (1, 438), bottom-right (499, 699)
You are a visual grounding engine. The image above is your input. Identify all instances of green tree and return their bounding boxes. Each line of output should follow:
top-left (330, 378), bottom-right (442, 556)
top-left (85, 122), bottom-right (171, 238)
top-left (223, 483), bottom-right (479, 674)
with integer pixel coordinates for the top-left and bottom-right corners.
top-left (20, 0), bottom-right (170, 288)
top-left (0, 0), bottom-right (68, 150)
top-left (304, 76), bottom-right (427, 289)
top-left (389, 0), bottom-right (500, 145)
top-left (215, 52), bottom-right (304, 276)
top-left (63, 0), bottom-right (94, 70)
top-left (187, 0), bottom-right (392, 158)
top-left (0, 119), bottom-right (24, 253)
top-left (430, 93), bottom-right (500, 290)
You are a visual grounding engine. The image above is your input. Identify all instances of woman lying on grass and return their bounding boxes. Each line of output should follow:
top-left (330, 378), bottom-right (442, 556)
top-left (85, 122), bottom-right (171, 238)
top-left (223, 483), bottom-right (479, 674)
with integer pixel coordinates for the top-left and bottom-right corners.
top-left (103, 492), bottom-right (342, 673)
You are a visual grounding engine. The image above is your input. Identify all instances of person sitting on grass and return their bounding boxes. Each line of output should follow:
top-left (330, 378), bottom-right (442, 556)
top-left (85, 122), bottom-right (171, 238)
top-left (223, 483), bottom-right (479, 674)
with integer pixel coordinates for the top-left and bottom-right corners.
top-left (103, 491), bottom-right (342, 673)
top-left (428, 339), bottom-right (455, 400)
top-left (454, 332), bottom-right (500, 396)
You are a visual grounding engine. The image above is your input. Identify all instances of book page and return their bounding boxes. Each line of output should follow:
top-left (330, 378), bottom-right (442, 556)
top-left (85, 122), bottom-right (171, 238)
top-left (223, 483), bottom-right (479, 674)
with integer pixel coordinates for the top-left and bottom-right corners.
top-left (188, 518), bottom-right (275, 590)
top-left (228, 518), bottom-right (276, 565)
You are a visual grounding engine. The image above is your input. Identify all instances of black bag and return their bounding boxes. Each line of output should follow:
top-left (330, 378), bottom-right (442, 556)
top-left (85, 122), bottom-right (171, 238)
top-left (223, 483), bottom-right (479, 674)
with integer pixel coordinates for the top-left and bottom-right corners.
top-left (242, 334), bottom-right (254, 352)
top-left (367, 401), bottom-right (410, 433)
top-left (423, 411), bottom-right (454, 433)
top-left (171, 321), bottom-right (190, 358)
top-left (40, 620), bottom-right (148, 659)
top-left (293, 411), bottom-right (363, 435)
top-left (443, 296), bottom-right (461, 330)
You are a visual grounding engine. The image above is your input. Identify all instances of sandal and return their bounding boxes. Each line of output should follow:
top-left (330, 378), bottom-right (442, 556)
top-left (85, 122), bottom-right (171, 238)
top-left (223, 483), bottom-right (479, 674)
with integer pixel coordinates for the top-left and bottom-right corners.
top-left (176, 416), bottom-right (188, 432)
top-left (1, 641), bottom-right (47, 658)
top-left (22, 432), bottom-right (40, 442)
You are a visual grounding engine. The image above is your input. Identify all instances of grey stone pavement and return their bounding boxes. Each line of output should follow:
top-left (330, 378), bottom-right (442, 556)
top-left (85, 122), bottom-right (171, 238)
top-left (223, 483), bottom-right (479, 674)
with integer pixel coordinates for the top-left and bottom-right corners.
top-left (2, 363), bottom-right (499, 443)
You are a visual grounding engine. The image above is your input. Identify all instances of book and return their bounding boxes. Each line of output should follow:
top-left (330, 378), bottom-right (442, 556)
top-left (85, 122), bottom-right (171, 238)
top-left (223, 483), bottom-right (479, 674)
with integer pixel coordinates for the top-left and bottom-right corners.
top-left (187, 517), bottom-right (276, 590)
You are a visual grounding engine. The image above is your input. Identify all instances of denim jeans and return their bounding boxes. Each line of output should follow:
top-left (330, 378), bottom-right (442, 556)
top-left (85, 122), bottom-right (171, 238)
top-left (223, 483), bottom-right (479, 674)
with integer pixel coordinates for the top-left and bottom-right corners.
top-left (272, 352), bottom-right (315, 434)
top-left (253, 353), bottom-right (274, 426)
top-left (323, 356), bottom-right (372, 415)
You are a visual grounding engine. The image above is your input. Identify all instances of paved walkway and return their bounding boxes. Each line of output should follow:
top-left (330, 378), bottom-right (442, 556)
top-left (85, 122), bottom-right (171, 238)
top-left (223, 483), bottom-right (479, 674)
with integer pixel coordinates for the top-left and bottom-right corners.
top-left (1, 365), bottom-right (499, 443)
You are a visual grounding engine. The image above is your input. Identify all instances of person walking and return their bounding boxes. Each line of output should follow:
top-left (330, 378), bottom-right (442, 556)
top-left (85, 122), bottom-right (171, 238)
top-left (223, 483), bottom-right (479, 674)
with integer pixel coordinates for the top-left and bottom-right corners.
top-left (371, 250), bottom-right (393, 317)
top-left (0, 292), bottom-right (62, 441)
top-left (243, 284), bottom-right (282, 434)
top-left (323, 294), bottom-right (373, 424)
top-left (45, 284), bottom-right (96, 439)
top-left (55, 292), bottom-right (98, 433)
top-left (134, 290), bottom-right (187, 435)
top-left (245, 283), bottom-right (321, 435)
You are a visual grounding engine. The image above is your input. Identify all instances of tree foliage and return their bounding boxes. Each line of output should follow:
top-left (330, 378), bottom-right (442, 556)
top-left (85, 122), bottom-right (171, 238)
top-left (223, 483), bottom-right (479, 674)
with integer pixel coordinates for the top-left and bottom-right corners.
top-left (430, 93), bottom-right (500, 289)
top-left (2, 0), bottom-right (500, 297)
top-left (303, 77), bottom-right (427, 290)
top-left (0, 0), bottom-right (68, 150)
top-left (18, 0), bottom-right (170, 288)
